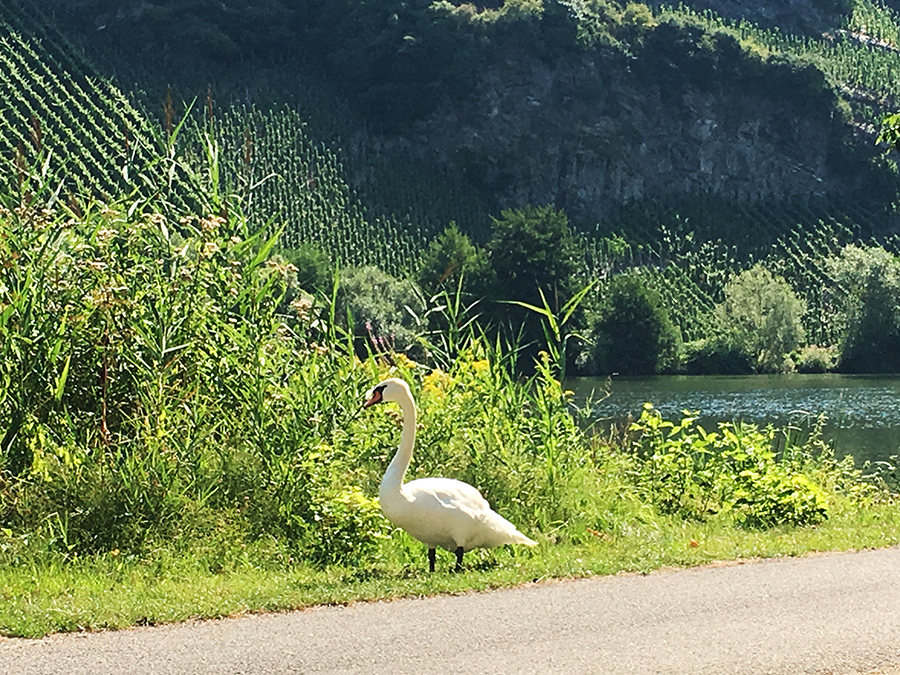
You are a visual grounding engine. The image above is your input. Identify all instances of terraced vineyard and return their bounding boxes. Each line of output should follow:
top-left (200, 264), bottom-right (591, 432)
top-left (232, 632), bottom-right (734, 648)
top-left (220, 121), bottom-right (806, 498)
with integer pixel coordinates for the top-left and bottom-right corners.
top-left (579, 191), bottom-right (900, 342)
top-left (656, 1), bottom-right (900, 127)
top-left (0, 0), bottom-right (163, 201)
top-left (212, 106), bottom-right (432, 275)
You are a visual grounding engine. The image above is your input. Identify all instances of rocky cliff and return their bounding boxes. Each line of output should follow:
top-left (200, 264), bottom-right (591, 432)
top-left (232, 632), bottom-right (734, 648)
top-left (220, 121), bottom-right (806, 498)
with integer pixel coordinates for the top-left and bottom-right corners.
top-left (374, 20), bottom-right (884, 225)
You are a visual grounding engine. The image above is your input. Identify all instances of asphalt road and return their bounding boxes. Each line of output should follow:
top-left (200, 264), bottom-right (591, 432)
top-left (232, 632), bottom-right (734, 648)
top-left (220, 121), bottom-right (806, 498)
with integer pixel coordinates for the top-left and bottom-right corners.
top-left (3, 546), bottom-right (900, 675)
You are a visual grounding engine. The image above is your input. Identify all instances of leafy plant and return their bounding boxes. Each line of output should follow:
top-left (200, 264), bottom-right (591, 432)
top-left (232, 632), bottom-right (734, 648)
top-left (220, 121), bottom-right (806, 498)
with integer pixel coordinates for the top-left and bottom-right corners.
top-left (508, 280), bottom-right (596, 379)
top-left (337, 265), bottom-right (428, 358)
top-left (416, 222), bottom-right (487, 296)
top-left (628, 405), bottom-right (830, 527)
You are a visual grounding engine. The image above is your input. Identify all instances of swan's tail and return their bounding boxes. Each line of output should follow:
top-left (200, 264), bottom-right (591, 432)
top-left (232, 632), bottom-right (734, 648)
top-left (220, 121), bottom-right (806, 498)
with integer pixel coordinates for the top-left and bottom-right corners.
top-left (500, 516), bottom-right (537, 546)
top-left (480, 510), bottom-right (538, 548)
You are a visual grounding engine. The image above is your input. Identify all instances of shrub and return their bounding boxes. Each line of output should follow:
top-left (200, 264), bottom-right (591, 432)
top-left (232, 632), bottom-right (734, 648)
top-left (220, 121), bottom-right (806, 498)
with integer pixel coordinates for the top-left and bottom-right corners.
top-left (828, 245), bottom-right (900, 373)
top-left (483, 204), bottom-right (581, 306)
top-left (794, 344), bottom-right (839, 373)
top-left (416, 222), bottom-right (487, 296)
top-left (481, 205), bottom-right (583, 366)
top-left (682, 339), bottom-right (754, 375)
top-left (337, 265), bottom-right (428, 357)
top-left (592, 274), bottom-right (680, 375)
top-left (628, 406), bottom-right (830, 527)
top-left (278, 243), bottom-right (333, 296)
top-left (713, 264), bottom-right (806, 373)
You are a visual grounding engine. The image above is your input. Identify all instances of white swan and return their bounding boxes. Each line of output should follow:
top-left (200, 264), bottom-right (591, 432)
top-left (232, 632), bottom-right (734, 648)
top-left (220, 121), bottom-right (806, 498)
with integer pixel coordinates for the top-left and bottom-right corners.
top-left (364, 377), bottom-right (537, 572)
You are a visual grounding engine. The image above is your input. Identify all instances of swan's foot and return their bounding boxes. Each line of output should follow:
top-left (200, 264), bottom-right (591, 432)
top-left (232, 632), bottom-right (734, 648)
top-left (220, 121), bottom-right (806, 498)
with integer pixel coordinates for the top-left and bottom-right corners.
top-left (428, 547), bottom-right (436, 573)
top-left (455, 546), bottom-right (464, 573)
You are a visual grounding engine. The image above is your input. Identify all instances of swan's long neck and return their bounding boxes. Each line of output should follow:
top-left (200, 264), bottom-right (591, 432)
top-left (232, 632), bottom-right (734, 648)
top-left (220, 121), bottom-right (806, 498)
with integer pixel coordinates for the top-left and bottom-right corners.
top-left (380, 391), bottom-right (416, 496)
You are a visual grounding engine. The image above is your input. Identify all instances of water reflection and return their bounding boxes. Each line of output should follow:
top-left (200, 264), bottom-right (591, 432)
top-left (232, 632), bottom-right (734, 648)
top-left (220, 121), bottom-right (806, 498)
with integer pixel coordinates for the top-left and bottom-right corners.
top-left (566, 374), bottom-right (900, 464)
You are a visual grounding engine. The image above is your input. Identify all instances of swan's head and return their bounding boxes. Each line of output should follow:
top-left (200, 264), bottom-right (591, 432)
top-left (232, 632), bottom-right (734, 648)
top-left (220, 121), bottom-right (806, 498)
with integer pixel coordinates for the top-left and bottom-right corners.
top-left (363, 378), bottom-right (411, 408)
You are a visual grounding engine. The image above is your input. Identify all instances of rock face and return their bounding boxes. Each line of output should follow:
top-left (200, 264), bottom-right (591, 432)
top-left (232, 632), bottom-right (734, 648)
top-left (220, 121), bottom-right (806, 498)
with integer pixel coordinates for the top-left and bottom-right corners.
top-left (389, 40), bottom-right (877, 224)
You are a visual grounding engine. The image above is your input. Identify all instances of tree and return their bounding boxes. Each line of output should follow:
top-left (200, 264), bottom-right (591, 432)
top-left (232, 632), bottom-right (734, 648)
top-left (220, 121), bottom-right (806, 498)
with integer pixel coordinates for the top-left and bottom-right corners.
top-left (714, 264), bottom-right (806, 373)
top-left (416, 222), bottom-right (487, 297)
top-left (484, 204), bottom-right (580, 308)
top-left (828, 244), bottom-right (900, 373)
top-left (592, 274), bottom-right (680, 375)
top-left (481, 205), bottom-right (583, 366)
top-left (337, 266), bottom-right (427, 359)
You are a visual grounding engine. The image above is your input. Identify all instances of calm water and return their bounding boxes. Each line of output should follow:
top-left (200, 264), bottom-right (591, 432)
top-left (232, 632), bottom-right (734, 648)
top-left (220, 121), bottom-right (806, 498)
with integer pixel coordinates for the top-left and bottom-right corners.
top-left (566, 374), bottom-right (900, 464)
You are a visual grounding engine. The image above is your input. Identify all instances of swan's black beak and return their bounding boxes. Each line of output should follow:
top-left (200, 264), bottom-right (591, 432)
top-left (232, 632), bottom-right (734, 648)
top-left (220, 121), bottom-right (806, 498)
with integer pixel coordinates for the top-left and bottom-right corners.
top-left (363, 387), bottom-right (383, 409)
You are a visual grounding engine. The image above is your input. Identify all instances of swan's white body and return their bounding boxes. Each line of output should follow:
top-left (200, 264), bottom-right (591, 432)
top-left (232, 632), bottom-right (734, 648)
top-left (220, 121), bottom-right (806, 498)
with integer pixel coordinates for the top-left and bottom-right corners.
top-left (364, 378), bottom-right (536, 570)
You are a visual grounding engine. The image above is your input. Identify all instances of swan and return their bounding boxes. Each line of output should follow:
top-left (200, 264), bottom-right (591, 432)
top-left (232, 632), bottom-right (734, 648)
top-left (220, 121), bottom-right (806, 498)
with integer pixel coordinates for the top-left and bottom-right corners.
top-left (363, 377), bottom-right (537, 572)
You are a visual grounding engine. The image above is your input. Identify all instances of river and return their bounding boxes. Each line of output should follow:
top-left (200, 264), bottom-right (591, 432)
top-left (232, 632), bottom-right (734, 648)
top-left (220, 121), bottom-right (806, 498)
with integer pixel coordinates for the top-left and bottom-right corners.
top-left (566, 374), bottom-right (900, 465)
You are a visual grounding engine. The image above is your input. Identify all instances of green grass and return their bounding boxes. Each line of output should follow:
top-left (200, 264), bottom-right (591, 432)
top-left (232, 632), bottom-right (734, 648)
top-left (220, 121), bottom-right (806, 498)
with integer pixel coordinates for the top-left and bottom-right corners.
top-left (2, 499), bottom-right (898, 638)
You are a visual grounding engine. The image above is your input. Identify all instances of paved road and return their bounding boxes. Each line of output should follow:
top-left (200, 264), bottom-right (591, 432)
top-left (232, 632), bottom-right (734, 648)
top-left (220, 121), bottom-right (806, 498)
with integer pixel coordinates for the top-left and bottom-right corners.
top-left (3, 547), bottom-right (900, 675)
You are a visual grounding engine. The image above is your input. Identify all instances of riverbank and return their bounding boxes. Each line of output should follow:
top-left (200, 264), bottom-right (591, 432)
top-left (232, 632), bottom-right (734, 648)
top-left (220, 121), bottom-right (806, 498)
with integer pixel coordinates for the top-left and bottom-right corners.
top-left (3, 202), bottom-right (898, 640)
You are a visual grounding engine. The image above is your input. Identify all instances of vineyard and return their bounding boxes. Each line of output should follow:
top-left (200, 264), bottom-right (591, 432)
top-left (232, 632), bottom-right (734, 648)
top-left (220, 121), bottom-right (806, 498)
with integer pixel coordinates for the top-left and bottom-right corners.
top-left (0, 0), bottom-right (164, 200)
top-left (655, 1), bottom-right (900, 128)
top-left (210, 106), bottom-right (498, 276)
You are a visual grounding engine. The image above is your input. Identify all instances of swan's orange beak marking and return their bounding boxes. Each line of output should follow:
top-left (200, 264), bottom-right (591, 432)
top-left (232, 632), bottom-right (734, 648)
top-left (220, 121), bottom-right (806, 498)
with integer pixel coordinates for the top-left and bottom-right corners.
top-left (363, 389), bottom-right (382, 408)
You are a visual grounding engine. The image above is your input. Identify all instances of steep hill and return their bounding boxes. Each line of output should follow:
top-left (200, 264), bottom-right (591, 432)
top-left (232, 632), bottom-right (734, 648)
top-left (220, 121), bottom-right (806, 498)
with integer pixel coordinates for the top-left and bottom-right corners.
top-left (6, 0), bottom-right (900, 334)
top-left (6, 0), bottom-right (900, 369)
top-left (23, 1), bottom-right (900, 237)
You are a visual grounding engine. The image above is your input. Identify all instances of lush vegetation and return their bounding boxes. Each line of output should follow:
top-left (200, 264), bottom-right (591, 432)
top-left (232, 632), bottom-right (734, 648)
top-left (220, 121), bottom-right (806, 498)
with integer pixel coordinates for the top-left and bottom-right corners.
top-left (4, 0), bottom-right (900, 639)
top-left (1, 180), bottom-right (897, 637)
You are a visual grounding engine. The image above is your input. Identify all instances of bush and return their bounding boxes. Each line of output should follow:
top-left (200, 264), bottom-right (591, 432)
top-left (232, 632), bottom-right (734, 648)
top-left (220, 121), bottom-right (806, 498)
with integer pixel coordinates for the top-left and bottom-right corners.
top-left (416, 222), bottom-right (487, 296)
top-left (794, 344), bottom-right (838, 373)
top-left (483, 204), bottom-right (581, 305)
top-left (481, 205), bottom-right (583, 366)
top-left (682, 339), bottom-right (754, 375)
top-left (279, 243), bottom-right (333, 296)
top-left (337, 265), bottom-right (427, 357)
top-left (828, 245), bottom-right (900, 373)
top-left (592, 274), bottom-right (680, 375)
top-left (713, 264), bottom-right (806, 373)
top-left (628, 406), bottom-right (830, 527)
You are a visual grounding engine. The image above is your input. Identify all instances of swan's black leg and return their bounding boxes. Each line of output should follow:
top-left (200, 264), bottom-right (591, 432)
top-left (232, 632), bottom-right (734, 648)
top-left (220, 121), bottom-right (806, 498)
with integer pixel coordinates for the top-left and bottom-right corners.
top-left (455, 546), bottom-right (464, 572)
top-left (428, 547), bottom-right (436, 573)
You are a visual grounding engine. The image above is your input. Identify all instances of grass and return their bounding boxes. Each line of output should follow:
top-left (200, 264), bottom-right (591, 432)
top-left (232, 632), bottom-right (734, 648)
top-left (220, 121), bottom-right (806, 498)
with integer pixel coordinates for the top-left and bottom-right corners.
top-left (2, 499), bottom-right (898, 638)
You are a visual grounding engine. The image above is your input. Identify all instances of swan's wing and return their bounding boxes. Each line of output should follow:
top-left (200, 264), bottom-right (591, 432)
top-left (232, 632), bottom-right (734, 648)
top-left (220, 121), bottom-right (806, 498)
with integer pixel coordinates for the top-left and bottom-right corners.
top-left (406, 477), bottom-right (490, 513)
top-left (400, 477), bottom-right (535, 550)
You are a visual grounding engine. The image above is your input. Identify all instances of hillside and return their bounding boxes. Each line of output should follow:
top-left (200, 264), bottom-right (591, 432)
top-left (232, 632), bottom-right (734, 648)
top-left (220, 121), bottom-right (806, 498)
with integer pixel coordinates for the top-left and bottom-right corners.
top-left (6, 0), bottom-right (900, 358)
top-left (22, 1), bottom-right (900, 231)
